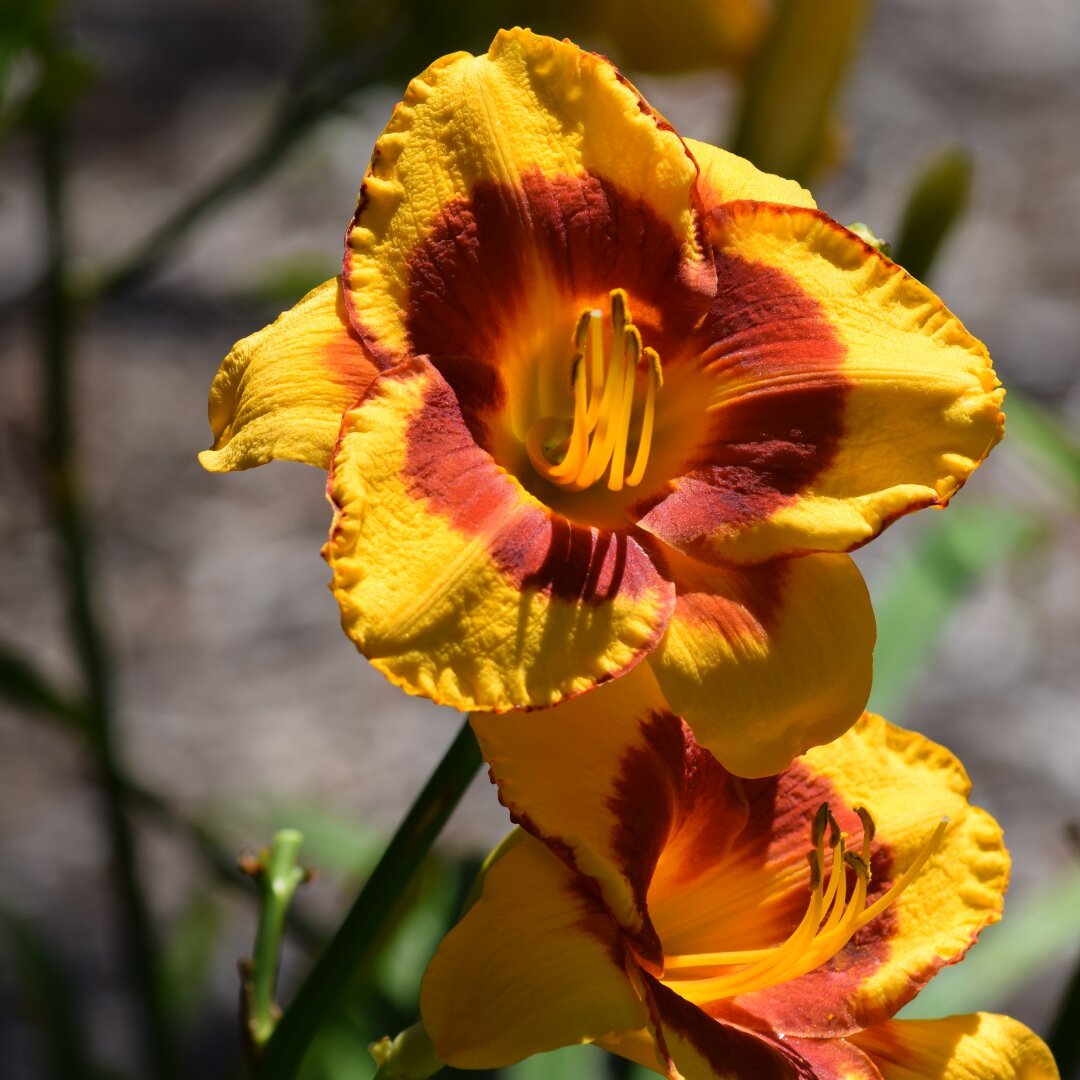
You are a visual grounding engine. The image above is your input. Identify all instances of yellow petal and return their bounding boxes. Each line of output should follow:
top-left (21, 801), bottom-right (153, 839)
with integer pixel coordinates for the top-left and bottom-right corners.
top-left (687, 137), bottom-right (816, 211)
top-left (199, 277), bottom-right (376, 473)
top-left (421, 831), bottom-right (647, 1069)
top-left (852, 1014), bottom-right (1059, 1080)
top-left (638, 204), bottom-right (1002, 564)
top-left (471, 663), bottom-right (682, 967)
top-left (647, 551), bottom-right (874, 778)
top-left (700, 714), bottom-right (1009, 1037)
top-left (343, 28), bottom-right (706, 364)
top-left (325, 357), bottom-right (674, 711)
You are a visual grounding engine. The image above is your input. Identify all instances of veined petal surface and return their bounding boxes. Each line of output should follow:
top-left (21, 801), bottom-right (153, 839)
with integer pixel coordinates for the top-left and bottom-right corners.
top-left (344, 26), bottom-right (707, 368)
top-left (638, 204), bottom-right (1003, 564)
top-left (472, 665), bottom-right (701, 967)
top-left (200, 278), bottom-right (376, 472)
top-left (647, 550), bottom-right (874, 778)
top-left (325, 358), bottom-right (674, 711)
top-left (639, 974), bottom-right (813, 1079)
top-left (851, 1015), bottom-right (1059, 1080)
top-left (420, 831), bottom-right (647, 1069)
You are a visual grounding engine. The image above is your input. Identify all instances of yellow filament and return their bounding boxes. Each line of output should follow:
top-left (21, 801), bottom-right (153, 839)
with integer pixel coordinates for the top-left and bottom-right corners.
top-left (852, 818), bottom-right (949, 931)
top-left (607, 329), bottom-right (641, 491)
top-left (525, 290), bottom-right (662, 492)
top-left (574, 320), bottom-right (629, 490)
top-left (660, 808), bottom-right (949, 1001)
top-left (625, 348), bottom-right (661, 488)
top-left (544, 357), bottom-right (589, 481)
top-left (664, 831), bottom-right (833, 977)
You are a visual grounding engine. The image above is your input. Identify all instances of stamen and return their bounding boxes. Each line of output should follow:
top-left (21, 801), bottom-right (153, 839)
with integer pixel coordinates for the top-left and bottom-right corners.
top-left (525, 290), bottom-right (663, 493)
top-left (660, 806), bottom-right (948, 1000)
top-left (624, 347), bottom-right (661, 488)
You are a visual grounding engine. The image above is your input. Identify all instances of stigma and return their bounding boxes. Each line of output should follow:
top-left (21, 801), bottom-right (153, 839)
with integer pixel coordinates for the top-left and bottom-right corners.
top-left (525, 289), bottom-right (662, 493)
top-left (660, 804), bottom-right (949, 998)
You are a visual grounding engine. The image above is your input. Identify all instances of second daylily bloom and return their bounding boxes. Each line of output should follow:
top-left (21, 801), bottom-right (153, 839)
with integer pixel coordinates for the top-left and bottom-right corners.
top-left (200, 29), bottom-right (1002, 776)
top-left (414, 676), bottom-right (1057, 1078)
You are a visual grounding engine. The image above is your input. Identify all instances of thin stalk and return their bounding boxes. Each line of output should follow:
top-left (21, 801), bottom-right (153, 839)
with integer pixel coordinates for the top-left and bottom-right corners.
top-left (122, 779), bottom-right (323, 950)
top-left (244, 831), bottom-right (309, 1052)
top-left (259, 717), bottom-right (482, 1080)
top-left (78, 39), bottom-right (400, 303)
top-left (38, 119), bottom-right (176, 1080)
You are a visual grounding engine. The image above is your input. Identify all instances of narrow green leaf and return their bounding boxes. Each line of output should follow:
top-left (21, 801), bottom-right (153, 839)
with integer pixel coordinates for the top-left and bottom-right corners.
top-left (245, 829), bottom-right (311, 1049)
top-left (13, 47), bottom-right (94, 129)
top-left (1004, 392), bottom-right (1080, 503)
top-left (730, 0), bottom-right (868, 183)
top-left (159, 889), bottom-right (223, 1026)
top-left (261, 718), bottom-right (482, 1080)
top-left (868, 504), bottom-right (1040, 718)
top-left (1048, 943), bottom-right (1080, 1080)
top-left (899, 866), bottom-right (1080, 1016)
top-left (373, 861), bottom-right (460, 1012)
top-left (0, 642), bottom-right (85, 729)
top-left (0, 899), bottom-right (97, 1080)
top-left (271, 804), bottom-right (383, 879)
top-left (892, 147), bottom-right (973, 282)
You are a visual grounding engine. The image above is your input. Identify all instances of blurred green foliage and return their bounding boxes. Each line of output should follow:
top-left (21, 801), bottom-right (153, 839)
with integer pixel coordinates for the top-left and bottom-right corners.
top-left (892, 148), bottom-right (974, 283)
top-left (731, 0), bottom-right (867, 183)
top-left (867, 504), bottom-right (1042, 719)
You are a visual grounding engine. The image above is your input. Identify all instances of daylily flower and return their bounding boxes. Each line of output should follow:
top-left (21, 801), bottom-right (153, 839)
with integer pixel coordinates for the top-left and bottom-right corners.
top-left (413, 677), bottom-right (1057, 1079)
top-left (200, 29), bottom-right (1002, 776)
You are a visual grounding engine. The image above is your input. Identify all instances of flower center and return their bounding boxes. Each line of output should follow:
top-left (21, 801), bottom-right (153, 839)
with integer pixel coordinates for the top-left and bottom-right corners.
top-left (525, 289), bottom-right (662, 493)
top-left (659, 803), bottom-right (948, 998)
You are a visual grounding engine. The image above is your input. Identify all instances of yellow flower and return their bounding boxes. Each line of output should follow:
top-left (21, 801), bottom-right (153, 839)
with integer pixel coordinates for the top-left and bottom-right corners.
top-left (417, 692), bottom-right (1057, 1079)
top-left (200, 29), bottom-right (1002, 777)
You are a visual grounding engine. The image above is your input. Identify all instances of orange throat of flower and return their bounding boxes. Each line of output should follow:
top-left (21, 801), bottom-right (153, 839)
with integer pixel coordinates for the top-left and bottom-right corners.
top-left (525, 288), bottom-right (662, 493)
top-left (659, 804), bottom-right (949, 999)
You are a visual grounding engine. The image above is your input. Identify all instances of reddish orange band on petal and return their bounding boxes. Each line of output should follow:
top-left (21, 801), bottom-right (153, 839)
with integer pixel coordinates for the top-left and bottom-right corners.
top-left (344, 28), bottom-right (707, 368)
top-left (784, 1036), bottom-right (884, 1079)
top-left (645, 203), bottom-right (1003, 564)
top-left (401, 168), bottom-right (715, 481)
top-left (702, 715), bottom-right (1008, 1039)
top-left (634, 243), bottom-right (849, 561)
top-left (472, 666), bottom-right (699, 969)
top-left (326, 357), bottom-right (674, 712)
top-left (642, 974), bottom-right (814, 1079)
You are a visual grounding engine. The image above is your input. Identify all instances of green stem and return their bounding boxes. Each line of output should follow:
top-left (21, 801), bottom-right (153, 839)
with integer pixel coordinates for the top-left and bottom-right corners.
top-left (0, 640), bottom-right (87, 730)
top-left (123, 780), bottom-right (324, 950)
top-left (259, 716), bottom-right (482, 1079)
top-left (77, 46), bottom-right (395, 303)
top-left (246, 831), bottom-right (308, 1050)
top-left (38, 117), bottom-right (176, 1080)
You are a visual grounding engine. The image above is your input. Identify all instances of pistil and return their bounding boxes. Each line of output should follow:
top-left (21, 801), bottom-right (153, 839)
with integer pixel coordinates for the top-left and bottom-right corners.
top-left (525, 289), bottom-right (662, 493)
top-left (660, 804), bottom-right (948, 999)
